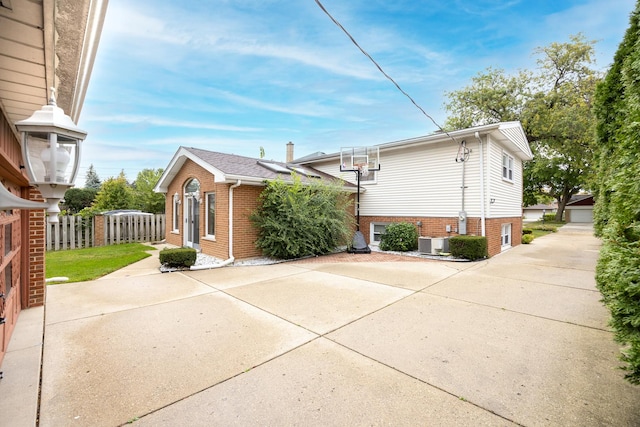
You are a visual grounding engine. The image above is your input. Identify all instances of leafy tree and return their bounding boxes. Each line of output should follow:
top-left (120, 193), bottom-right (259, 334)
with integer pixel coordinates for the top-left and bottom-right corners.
top-left (593, 1), bottom-right (640, 384)
top-left (250, 174), bottom-right (353, 259)
top-left (91, 171), bottom-right (134, 212)
top-left (133, 168), bottom-right (165, 213)
top-left (444, 34), bottom-right (599, 221)
top-left (85, 164), bottom-right (101, 190)
top-left (522, 35), bottom-right (599, 221)
top-left (62, 187), bottom-right (97, 214)
top-left (444, 67), bottom-right (530, 129)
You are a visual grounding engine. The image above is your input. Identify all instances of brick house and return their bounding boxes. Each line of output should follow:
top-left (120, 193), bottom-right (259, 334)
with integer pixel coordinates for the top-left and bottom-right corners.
top-left (300, 121), bottom-right (533, 256)
top-left (154, 147), bottom-right (357, 261)
top-left (0, 1), bottom-right (108, 366)
top-left (156, 121), bottom-right (532, 261)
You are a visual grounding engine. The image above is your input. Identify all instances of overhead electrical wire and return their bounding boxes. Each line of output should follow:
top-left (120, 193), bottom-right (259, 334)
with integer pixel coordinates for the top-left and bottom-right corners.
top-left (314, 0), bottom-right (459, 147)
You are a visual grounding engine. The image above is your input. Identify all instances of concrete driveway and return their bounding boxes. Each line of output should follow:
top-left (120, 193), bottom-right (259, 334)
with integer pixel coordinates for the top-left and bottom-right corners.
top-left (38, 224), bottom-right (640, 426)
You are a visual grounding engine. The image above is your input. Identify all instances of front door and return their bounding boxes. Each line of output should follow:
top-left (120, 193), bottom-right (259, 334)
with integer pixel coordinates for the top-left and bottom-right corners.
top-left (184, 179), bottom-right (201, 250)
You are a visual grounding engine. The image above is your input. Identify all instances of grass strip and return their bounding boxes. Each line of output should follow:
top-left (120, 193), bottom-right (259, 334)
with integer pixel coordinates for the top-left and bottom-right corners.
top-left (46, 243), bottom-right (156, 283)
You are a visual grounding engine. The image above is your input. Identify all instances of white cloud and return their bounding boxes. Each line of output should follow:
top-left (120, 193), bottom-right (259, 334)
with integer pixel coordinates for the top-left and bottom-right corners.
top-left (84, 114), bottom-right (263, 132)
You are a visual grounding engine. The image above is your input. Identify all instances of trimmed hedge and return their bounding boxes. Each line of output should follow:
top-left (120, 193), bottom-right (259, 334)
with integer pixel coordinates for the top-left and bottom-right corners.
top-left (522, 234), bottom-right (534, 244)
top-left (522, 228), bottom-right (533, 235)
top-left (449, 236), bottom-right (488, 261)
top-left (379, 222), bottom-right (418, 252)
top-left (159, 247), bottom-right (197, 268)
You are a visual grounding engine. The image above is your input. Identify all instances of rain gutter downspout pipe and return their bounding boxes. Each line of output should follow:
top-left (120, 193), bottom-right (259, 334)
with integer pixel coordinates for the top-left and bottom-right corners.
top-left (190, 179), bottom-right (240, 270)
top-left (228, 180), bottom-right (242, 260)
top-left (475, 131), bottom-right (486, 237)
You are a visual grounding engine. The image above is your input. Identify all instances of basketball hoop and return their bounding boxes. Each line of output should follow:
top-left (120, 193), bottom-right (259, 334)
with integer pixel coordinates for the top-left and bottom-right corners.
top-left (339, 146), bottom-right (381, 254)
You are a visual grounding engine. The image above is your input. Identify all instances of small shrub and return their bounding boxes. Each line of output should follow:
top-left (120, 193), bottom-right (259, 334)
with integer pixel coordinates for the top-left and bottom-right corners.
top-left (159, 247), bottom-right (197, 268)
top-left (522, 228), bottom-right (533, 235)
top-left (530, 224), bottom-right (558, 232)
top-left (542, 213), bottom-right (559, 222)
top-left (449, 236), bottom-right (488, 260)
top-left (379, 222), bottom-right (418, 252)
top-left (522, 234), bottom-right (534, 244)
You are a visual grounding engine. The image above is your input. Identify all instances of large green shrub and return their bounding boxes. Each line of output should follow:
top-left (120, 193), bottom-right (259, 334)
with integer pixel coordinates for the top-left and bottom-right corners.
top-left (449, 236), bottom-right (488, 261)
top-left (250, 174), bottom-right (353, 260)
top-left (592, 2), bottom-right (640, 384)
top-left (159, 247), bottom-right (197, 268)
top-left (379, 222), bottom-right (418, 252)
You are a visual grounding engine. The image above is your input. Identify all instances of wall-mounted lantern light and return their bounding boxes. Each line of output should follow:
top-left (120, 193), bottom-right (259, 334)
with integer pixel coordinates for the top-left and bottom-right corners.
top-left (15, 89), bottom-right (87, 223)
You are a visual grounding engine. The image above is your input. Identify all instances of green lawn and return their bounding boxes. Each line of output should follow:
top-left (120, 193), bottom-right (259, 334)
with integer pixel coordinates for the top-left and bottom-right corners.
top-left (523, 220), bottom-right (566, 239)
top-left (46, 243), bottom-right (156, 283)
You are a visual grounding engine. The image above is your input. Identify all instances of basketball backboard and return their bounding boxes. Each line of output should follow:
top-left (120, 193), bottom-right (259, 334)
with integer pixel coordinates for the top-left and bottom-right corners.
top-left (340, 146), bottom-right (380, 173)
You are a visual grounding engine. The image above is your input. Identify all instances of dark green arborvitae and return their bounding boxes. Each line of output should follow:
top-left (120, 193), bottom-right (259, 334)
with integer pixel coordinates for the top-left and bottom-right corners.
top-left (593, 1), bottom-right (640, 384)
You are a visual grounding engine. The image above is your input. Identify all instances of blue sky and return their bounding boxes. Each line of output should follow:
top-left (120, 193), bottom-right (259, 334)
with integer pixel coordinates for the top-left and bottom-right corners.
top-left (77, 0), bottom-right (636, 184)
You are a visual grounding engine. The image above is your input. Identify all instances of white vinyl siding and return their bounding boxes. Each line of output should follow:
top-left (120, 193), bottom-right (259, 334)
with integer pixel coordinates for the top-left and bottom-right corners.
top-left (487, 138), bottom-right (523, 218)
top-left (313, 142), bottom-right (482, 218)
top-left (309, 131), bottom-right (525, 220)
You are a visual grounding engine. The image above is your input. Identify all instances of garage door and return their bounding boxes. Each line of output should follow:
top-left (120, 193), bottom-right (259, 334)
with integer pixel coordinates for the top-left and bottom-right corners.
top-left (569, 208), bottom-right (593, 223)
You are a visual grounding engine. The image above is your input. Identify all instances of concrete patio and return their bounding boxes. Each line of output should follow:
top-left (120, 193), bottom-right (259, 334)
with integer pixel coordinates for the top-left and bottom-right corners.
top-left (2, 224), bottom-right (639, 426)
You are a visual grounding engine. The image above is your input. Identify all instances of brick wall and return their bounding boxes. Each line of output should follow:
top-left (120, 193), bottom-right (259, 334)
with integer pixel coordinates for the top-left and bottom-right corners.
top-left (361, 215), bottom-right (523, 257)
top-left (165, 160), bottom-right (265, 260)
top-left (230, 185), bottom-right (262, 259)
top-left (27, 187), bottom-right (46, 307)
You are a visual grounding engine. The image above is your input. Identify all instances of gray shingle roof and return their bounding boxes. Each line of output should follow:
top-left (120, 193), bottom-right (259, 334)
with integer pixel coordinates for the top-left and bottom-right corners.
top-left (183, 147), bottom-right (355, 187)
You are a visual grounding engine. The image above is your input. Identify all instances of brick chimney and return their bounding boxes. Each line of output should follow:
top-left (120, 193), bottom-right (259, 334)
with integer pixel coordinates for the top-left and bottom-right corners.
top-left (286, 141), bottom-right (294, 163)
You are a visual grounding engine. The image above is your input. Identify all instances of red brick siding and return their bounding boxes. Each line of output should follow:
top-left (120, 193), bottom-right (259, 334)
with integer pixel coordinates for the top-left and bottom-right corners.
top-left (27, 188), bottom-right (46, 307)
top-left (164, 160), bottom-right (264, 260)
top-left (361, 215), bottom-right (523, 257)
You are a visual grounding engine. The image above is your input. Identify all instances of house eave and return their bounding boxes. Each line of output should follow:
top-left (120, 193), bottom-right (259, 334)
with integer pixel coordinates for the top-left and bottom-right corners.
top-left (297, 121), bottom-right (533, 165)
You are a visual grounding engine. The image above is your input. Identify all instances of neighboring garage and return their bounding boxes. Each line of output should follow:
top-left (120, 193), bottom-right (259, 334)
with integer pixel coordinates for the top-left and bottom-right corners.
top-left (565, 195), bottom-right (594, 223)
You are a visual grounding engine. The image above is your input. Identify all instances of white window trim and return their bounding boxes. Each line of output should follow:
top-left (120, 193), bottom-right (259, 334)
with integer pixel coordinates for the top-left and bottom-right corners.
top-left (501, 223), bottom-right (512, 250)
top-left (360, 170), bottom-right (377, 185)
top-left (172, 193), bottom-right (181, 233)
top-left (370, 222), bottom-right (389, 246)
top-left (204, 192), bottom-right (216, 240)
top-left (502, 152), bottom-right (514, 183)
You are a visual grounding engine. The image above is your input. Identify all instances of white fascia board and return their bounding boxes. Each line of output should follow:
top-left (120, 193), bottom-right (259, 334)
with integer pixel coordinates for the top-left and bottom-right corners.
top-left (300, 122), bottom-right (532, 164)
top-left (154, 147), bottom-right (227, 193)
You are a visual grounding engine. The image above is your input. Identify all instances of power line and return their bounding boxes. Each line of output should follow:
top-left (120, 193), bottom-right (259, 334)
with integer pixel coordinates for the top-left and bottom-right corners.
top-left (314, 0), bottom-right (458, 145)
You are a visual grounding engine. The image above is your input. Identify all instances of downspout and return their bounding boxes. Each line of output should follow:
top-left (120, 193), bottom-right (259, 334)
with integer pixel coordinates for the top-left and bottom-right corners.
top-left (228, 180), bottom-right (242, 260)
top-left (190, 179), bottom-right (240, 270)
top-left (475, 132), bottom-right (486, 237)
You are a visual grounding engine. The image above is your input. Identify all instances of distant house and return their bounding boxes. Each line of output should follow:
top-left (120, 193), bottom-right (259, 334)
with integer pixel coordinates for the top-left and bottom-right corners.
top-left (298, 121), bottom-right (533, 256)
top-left (564, 194), bottom-right (594, 223)
top-left (523, 203), bottom-right (557, 222)
top-left (155, 121), bottom-right (533, 260)
top-left (154, 147), bottom-right (356, 261)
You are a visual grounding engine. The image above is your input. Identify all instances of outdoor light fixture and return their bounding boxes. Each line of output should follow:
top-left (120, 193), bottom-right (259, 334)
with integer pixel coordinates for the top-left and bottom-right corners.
top-left (15, 88), bottom-right (87, 223)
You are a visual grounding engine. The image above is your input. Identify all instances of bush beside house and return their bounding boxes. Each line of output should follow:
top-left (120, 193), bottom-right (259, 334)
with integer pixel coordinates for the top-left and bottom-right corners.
top-left (379, 222), bottom-right (418, 252)
top-left (250, 175), bottom-right (353, 260)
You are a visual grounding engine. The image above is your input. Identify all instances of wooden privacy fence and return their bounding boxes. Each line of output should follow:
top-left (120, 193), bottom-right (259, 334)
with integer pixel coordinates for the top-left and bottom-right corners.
top-left (46, 214), bottom-right (166, 251)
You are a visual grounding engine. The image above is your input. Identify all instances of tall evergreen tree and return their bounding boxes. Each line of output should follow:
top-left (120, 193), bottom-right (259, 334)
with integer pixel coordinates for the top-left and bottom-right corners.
top-left (593, 1), bottom-right (640, 384)
top-left (85, 164), bottom-right (101, 190)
